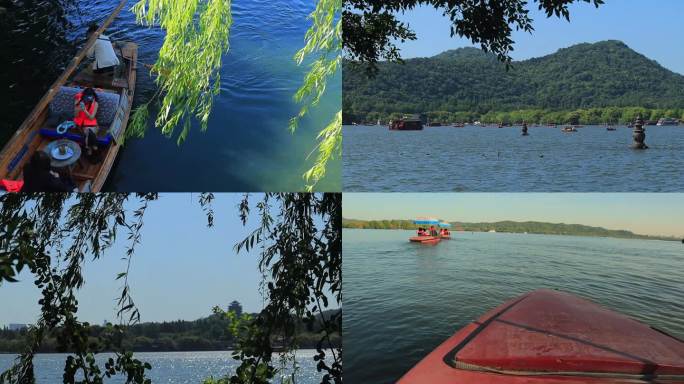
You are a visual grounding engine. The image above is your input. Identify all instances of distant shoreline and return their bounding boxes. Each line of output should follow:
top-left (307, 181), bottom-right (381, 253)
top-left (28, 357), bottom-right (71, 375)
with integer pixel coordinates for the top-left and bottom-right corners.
top-left (343, 219), bottom-right (680, 242)
top-left (0, 349), bottom-right (323, 355)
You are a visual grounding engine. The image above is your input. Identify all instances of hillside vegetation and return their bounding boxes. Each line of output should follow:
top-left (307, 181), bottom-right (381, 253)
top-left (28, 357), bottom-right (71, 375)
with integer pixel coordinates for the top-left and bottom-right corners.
top-left (342, 219), bottom-right (677, 241)
top-left (343, 41), bottom-right (684, 124)
top-left (0, 310), bottom-right (341, 353)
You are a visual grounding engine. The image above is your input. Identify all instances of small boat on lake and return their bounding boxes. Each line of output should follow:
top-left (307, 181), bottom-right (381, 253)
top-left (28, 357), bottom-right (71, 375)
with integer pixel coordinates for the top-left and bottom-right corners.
top-left (452, 123), bottom-right (465, 128)
top-left (390, 115), bottom-right (423, 131)
top-left (561, 126), bottom-right (577, 133)
top-left (411, 218), bottom-right (443, 245)
top-left (0, 4), bottom-right (137, 192)
top-left (657, 118), bottom-right (680, 126)
top-left (398, 289), bottom-right (684, 383)
top-left (409, 235), bottom-right (441, 244)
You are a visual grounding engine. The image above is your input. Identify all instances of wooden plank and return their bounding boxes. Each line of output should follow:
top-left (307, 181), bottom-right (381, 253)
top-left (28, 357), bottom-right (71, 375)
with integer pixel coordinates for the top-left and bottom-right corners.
top-left (91, 43), bottom-right (138, 192)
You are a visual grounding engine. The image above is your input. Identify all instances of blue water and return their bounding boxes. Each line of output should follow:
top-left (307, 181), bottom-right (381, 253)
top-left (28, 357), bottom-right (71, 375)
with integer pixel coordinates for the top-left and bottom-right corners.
top-left (342, 229), bottom-right (684, 383)
top-left (343, 125), bottom-right (684, 191)
top-left (0, 350), bottom-right (325, 383)
top-left (0, 0), bottom-right (340, 192)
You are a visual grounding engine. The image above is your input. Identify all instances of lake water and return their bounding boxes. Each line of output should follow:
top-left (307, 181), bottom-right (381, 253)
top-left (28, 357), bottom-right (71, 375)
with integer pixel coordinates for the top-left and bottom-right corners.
top-left (343, 125), bottom-right (684, 191)
top-left (0, 350), bottom-right (325, 383)
top-left (342, 229), bottom-right (684, 383)
top-left (0, 0), bottom-right (340, 192)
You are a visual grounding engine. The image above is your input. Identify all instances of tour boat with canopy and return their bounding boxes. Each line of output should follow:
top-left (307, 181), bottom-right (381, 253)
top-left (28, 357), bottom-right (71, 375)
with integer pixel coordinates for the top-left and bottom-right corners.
top-left (398, 289), bottom-right (684, 383)
top-left (410, 218), bottom-right (442, 244)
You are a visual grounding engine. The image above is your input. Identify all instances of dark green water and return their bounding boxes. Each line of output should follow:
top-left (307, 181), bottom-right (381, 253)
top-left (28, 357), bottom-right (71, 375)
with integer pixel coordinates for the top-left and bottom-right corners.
top-left (0, 0), bottom-right (340, 191)
top-left (343, 229), bottom-right (684, 383)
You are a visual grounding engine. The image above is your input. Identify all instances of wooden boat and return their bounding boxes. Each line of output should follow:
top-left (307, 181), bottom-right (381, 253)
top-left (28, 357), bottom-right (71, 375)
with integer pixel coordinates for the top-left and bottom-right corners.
top-left (606, 126), bottom-right (617, 131)
top-left (409, 236), bottom-right (441, 244)
top-left (390, 115), bottom-right (423, 131)
top-left (398, 289), bottom-right (684, 383)
top-left (0, 1), bottom-right (136, 192)
top-left (561, 126), bottom-right (577, 133)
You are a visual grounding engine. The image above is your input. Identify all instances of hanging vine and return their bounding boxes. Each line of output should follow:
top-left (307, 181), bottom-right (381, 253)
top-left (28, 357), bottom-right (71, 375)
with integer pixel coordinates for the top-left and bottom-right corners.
top-left (123, 0), bottom-right (340, 188)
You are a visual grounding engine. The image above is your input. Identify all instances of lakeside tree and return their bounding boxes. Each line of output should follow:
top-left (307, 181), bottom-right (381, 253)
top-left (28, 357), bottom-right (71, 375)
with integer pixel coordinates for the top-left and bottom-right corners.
top-left (343, 0), bottom-right (604, 72)
top-left (0, 193), bottom-right (341, 384)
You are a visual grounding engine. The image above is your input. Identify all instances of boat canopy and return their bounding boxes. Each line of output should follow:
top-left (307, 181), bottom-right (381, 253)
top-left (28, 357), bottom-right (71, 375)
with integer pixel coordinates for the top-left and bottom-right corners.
top-left (438, 222), bottom-right (451, 228)
top-left (413, 218), bottom-right (440, 225)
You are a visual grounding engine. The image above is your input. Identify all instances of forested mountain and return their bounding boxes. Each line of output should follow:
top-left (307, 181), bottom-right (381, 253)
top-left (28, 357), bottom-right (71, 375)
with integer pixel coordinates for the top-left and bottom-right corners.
top-left (342, 219), bottom-right (678, 241)
top-left (343, 41), bottom-right (684, 124)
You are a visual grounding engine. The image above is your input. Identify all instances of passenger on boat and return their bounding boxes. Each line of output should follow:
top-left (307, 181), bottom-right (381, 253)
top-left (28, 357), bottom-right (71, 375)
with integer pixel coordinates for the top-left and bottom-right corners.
top-left (417, 227), bottom-right (427, 236)
top-left (22, 152), bottom-right (76, 192)
top-left (74, 87), bottom-right (101, 161)
top-left (87, 24), bottom-right (120, 75)
top-left (429, 226), bottom-right (438, 236)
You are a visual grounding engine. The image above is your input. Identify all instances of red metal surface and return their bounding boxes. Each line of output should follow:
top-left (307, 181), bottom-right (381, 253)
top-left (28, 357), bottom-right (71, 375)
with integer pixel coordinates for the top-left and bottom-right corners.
top-left (398, 289), bottom-right (684, 383)
top-left (409, 236), bottom-right (441, 244)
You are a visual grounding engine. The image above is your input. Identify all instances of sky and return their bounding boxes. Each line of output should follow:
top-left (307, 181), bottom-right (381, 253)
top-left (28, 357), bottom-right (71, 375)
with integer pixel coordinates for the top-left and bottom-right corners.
top-left (393, 0), bottom-right (684, 75)
top-left (343, 193), bottom-right (684, 238)
top-left (0, 194), bottom-right (265, 327)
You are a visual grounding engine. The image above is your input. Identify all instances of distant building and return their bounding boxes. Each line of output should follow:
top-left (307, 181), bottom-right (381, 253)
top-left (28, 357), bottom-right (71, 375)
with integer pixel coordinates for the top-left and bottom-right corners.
top-left (8, 323), bottom-right (28, 331)
top-left (228, 300), bottom-right (243, 316)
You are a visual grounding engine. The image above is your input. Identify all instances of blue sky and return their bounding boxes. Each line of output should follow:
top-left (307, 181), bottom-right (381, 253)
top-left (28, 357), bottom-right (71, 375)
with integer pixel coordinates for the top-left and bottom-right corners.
top-left (0, 194), bottom-right (265, 327)
top-left (343, 193), bottom-right (684, 238)
top-left (393, 0), bottom-right (684, 74)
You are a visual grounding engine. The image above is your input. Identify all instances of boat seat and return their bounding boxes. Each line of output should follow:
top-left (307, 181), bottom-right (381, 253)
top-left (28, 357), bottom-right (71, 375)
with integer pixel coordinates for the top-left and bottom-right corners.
top-left (39, 86), bottom-right (120, 145)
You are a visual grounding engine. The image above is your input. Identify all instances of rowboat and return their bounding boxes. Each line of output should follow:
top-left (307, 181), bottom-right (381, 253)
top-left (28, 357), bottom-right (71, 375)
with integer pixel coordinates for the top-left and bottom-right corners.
top-left (0, 0), bottom-right (136, 192)
top-left (409, 236), bottom-right (441, 244)
top-left (398, 289), bottom-right (684, 383)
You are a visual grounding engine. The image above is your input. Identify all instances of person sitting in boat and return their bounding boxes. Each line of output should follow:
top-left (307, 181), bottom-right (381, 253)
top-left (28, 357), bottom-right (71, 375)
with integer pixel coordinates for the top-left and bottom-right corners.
top-left (86, 24), bottom-right (120, 75)
top-left (429, 226), bottom-right (438, 236)
top-left (23, 152), bottom-right (76, 192)
top-left (417, 227), bottom-right (426, 236)
top-left (73, 87), bottom-right (100, 161)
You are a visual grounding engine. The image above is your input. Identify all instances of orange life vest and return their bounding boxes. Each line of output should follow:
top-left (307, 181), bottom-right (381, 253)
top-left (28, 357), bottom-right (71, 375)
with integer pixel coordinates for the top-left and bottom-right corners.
top-left (74, 92), bottom-right (98, 127)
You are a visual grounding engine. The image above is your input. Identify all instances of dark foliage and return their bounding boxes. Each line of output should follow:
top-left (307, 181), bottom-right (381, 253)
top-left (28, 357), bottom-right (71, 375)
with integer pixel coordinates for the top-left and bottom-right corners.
top-left (0, 310), bottom-right (341, 354)
top-left (343, 0), bottom-right (604, 72)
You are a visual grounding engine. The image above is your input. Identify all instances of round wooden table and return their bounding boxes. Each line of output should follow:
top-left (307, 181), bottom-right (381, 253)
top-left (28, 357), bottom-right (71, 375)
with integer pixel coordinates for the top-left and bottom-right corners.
top-left (43, 139), bottom-right (82, 169)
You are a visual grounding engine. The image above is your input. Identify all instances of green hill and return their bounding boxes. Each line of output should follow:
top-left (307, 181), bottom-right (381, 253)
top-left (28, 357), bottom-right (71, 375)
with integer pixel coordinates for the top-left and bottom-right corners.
top-left (343, 41), bottom-right (684, 124)
top-left (342, 218), bottom-right (678, 241)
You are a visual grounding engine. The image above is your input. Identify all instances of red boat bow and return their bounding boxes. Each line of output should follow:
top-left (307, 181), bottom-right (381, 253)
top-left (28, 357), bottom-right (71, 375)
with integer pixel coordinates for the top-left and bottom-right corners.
top-left (398, 289), bottom-right (684, 383)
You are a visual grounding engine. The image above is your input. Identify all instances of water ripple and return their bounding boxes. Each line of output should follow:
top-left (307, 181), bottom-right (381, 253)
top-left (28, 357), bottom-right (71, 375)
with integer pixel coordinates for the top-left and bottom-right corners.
top-left (343, 229), bottom-right (684, 383)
